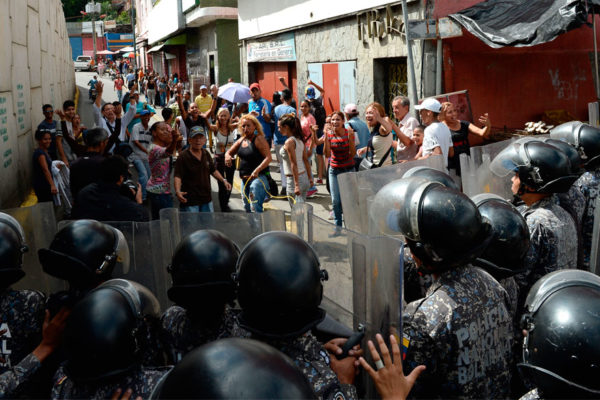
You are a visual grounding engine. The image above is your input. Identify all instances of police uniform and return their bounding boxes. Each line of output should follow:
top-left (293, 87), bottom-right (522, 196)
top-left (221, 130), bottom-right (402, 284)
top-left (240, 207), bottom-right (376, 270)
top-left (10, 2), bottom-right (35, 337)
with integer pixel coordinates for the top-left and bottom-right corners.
top-left (262, 333), bottom-right (356, 400)
top-left (518, 195), bottom-right (578, 300)
top-left (402, 265), bottom-right (513, 399)
top-left (574, 168), bottom-right (600, 269)
top-left (0, 353), bottom-right (41, 397)
top-left (403, 248), bottom-right (433, 303)
top-left (160, 306), bottom-right (248, 363)
top-left (51, 365), bottom-right (172, 399)
top-left (498, 276), bottom-right (519, 319)
top-left (0, 289), bottom-right (45, 373)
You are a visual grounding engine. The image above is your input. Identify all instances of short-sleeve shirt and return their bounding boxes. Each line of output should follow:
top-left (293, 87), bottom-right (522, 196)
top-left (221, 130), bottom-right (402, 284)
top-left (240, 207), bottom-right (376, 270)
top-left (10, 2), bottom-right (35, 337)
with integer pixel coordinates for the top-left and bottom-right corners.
top-left (273, 104), bottom-right (296, 145)
top-left (114, 79), bottom-right (124, 91)
top-left (328, 130), bottom-right (354, 169)
top-left (422, 122), bottom-right (453, 169)
top-left (147, 144), bottom-right (172, 194)
top-left (248, 97), bottom-right (272, 139)
top-left (174, 148), bottom-right (215, 206)
top-left (301, 113), bottom-right (316, 149)
top-left (37, 120), bottom-right (60, 160)
top-left (130, 123), bottom-right (152, 160)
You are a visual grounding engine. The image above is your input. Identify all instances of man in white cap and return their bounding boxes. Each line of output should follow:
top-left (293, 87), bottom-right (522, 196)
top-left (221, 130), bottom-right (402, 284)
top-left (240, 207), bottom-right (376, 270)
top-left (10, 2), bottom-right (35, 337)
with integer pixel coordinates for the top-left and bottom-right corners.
top-left (415, 98), bottom-right (453, 170)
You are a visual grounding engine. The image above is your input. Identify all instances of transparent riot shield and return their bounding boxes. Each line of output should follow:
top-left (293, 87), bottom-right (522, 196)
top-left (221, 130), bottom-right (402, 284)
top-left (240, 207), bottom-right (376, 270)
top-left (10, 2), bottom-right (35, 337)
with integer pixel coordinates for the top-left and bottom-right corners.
top-left (103, 220), bottom-right (172, 309)
top-left (3, 202), bottom-right (67, 294)
top-left (159, 208), bottom-right (287, 253)
top-left (460, 138), bottom-right (517, 199)
top-left (338, 155), bottom-right (445, 234)
top-left (590, 195), bottom-right (600, 275)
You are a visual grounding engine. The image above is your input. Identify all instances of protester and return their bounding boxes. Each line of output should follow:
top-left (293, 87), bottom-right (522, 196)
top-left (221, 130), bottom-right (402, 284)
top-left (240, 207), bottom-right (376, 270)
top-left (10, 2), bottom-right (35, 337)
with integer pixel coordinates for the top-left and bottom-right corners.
top-left (113, 74), bottom-right (124, 103)
top-left (69, 127), bottom-right (108, 201)
top-left (299, 100), bottom-right (318, 196)
top-left (174, 126), bottom-right (231, 213)
top-left (93, 81), bottom-right (137, 154)
top-left (208, 108), bottom-right (238, 211)
top-left (37, 104), bottom-right (60, 160)
top-left (343, 103), bottom-right (370, 170)
top-left (305, 80), bottom-right (327, 184)
top-left (440, 101), bottom-right (491, 174)
top-left (248, 83), bottom-right (273, 147)
top-left (272, 89), bottom-right (297, 197)
top-left (147, 122), bottom-right (181, 219)
top-left (415, 98), bottom-right (453, 170)
top-left (225, 115), bottom-right (271, 213)
top-left (278, 113), bottom-right (313, 206)
top-left (33, 129), bottom-right (57, 202)
top-left (392, 96), bottom-right (420, 161)
top-left (324, 111), bottom-right (355, 236)
top-left (130, 110), bottom-right (153, 202)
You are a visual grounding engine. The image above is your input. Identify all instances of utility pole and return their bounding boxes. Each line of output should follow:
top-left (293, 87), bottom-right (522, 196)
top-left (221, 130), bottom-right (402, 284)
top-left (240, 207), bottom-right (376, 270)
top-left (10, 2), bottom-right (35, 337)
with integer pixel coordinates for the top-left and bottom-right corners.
top-left (85, 1), bottom-right (102, 65)
top-left (131, 0), bottom-right (137, 70)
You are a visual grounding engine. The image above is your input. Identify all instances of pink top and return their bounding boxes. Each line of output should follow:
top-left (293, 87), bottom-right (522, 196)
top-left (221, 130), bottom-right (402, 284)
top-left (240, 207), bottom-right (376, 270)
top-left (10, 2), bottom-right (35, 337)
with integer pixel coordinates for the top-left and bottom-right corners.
top-left (147, 144), bottom-right (172, 194)
top-left (300, 113), bottom-right (316, 150)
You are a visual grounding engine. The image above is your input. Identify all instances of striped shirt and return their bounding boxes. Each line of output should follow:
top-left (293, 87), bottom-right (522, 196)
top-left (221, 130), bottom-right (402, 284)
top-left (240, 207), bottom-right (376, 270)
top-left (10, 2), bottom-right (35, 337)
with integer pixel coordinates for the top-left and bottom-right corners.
top-left (329, 130), bottom-right (354, 169)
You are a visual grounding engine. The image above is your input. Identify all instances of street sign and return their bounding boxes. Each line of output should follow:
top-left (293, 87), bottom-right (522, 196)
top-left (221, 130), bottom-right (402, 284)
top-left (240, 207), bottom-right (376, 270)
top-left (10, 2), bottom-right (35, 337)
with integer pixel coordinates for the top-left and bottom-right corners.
top-left (408, 17), bottom-right (463, 40)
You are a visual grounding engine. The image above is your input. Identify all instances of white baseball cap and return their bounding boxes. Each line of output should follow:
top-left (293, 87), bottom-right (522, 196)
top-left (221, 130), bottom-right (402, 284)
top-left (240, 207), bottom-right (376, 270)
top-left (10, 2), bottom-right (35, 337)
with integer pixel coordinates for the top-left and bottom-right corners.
top-left (414, 98), bottom-right (442, 113)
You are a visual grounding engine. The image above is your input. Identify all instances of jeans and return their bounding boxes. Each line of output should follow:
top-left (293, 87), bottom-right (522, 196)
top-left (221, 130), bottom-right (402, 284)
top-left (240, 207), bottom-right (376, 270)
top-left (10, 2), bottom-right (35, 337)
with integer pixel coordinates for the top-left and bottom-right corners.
top-left (160, 92), bottom-right (167, 107)
top-left (117, 90), bottom-right (122, 103)
top-left (133, 158), bottom-right (151, 200)
top-left (274, 144), bottom-right (287, 189)
top-left (148, 192), bottom-right (173, 220)
top-left (180, 202), bottom-right (214, 212)
top-left (146, 89), bottom-right (155, 106)
top-left (329, 166), bottom-right (353, 227)
top-left (215, 155), bottom-right (235, 211)
top-left (286, 172), bottom-right (310, 208)
top-left (242, 175), bottom-right (268, 213)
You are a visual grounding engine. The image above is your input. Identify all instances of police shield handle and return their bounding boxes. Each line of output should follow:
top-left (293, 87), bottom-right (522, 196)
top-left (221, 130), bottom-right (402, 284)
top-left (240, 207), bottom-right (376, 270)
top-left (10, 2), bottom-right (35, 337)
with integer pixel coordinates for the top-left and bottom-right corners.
top-left (359, 334), bottom-right (426, 400)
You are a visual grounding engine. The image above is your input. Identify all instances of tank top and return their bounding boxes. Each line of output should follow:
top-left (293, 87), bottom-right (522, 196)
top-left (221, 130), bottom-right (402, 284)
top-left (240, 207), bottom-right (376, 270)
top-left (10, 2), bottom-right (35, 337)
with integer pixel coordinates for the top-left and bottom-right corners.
top-left (215, 129), bottom-right (236, 155)
top-left (329, 129), bottom-right (354, 169)
top-left (238, 136), bottom-right (265, 177)
top-left (280, 137), bottom-right (306, 176)
top-left (449, 120), bottom-right (470, 172)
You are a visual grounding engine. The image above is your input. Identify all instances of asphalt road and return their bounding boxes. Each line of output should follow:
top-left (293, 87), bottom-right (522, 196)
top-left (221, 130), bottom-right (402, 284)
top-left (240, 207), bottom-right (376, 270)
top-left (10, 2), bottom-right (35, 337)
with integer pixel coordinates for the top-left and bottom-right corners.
top-left (73, 71), bottom-right (336, 223)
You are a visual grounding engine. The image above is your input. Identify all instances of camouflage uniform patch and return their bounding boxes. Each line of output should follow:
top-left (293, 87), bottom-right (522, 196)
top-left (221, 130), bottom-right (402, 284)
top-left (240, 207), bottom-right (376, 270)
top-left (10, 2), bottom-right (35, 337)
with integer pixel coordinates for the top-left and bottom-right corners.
top-left (0, 353), bottom-right (41, 397)
top-left (50, 365), bottom-right (172, 399)
top-left (0, 289), bottom-right (46, 373)
top-left (262, 333), bottom-right (357, 400)
top-left (403, 265), bottom-right (513, 399)
top-left (160, 306), bottom-right (249, 363)
top-left (403, 248), bottom-right (433, 303)
top-left (574, 169), bottom-right (600, 269)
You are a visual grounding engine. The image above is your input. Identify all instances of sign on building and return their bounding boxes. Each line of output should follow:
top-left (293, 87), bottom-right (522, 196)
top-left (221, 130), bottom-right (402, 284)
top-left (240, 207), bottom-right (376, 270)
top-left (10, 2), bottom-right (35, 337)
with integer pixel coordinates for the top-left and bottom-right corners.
top-left (247, 33), bottom-right (296, 62)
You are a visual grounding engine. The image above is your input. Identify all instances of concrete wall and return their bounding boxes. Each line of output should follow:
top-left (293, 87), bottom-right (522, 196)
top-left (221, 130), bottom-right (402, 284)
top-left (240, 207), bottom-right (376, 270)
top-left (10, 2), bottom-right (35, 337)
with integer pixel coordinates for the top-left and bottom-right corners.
top-left (0, 0), bottom-right (75, 208)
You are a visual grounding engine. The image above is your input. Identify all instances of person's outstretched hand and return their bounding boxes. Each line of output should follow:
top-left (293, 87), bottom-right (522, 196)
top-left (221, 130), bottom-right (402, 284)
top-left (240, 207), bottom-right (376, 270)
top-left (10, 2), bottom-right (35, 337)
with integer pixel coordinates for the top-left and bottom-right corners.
top-left (359, 333), bottom-right (425, 400)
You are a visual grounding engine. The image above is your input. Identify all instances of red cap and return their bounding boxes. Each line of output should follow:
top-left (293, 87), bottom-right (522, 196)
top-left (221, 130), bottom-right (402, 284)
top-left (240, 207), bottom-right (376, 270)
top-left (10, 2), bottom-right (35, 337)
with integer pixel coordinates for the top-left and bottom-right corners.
top-left (250, 83), bottom-right (261, 91)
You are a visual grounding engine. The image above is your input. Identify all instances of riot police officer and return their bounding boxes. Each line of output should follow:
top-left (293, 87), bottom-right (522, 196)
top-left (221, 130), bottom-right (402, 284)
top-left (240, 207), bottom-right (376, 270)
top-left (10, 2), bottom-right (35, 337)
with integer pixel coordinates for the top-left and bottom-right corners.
top-left (151, 338), bottom-right (317, 399)
top-left (372, 177), bottom-right (513, 398)
top-left (160, 230), bottom-right (247, 363)
top-left (236, 231), bottom-right (358, 400)
top-left (490, 138), bottom-right (579, 303)
top-left (551, 121), bottom-right (600, 270)
top-left (51, 279), bottom-right (172, 399)
top-left (519, 269), bottom-right (600, 399)
top-left (471, 193), bottom-right (530, 317)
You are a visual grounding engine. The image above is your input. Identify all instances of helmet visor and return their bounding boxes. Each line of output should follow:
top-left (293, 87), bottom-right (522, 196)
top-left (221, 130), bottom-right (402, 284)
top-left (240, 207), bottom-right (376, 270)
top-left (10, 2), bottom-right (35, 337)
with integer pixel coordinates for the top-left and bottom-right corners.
top-left (113, 228), bottom-right (130, 275)
top-left (0, 213), bottom-right (27, 251)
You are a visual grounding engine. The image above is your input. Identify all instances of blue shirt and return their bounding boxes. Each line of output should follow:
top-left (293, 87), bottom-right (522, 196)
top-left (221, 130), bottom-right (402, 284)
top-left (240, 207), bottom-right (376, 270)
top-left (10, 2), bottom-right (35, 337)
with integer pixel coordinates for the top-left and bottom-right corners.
top-left (248, 97), bottom-right (272, 139)
top-left (125, 102), bottom-right (156, 132)
top-left (346, 117), bottom-right (370, 158)
top-left (273, 104), bottom-right (296, 145)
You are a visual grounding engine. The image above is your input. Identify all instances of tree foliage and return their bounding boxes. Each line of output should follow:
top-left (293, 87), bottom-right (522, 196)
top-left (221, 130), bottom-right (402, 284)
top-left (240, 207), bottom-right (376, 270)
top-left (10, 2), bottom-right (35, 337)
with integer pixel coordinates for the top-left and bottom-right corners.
top-left (61, 0), bottom-right (130, 23)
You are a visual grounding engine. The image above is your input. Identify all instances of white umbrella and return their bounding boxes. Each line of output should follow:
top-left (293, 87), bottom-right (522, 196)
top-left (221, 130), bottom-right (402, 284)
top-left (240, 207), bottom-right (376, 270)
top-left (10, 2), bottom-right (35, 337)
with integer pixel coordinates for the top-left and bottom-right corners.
top-left (119, 46), bottom-right (135, 52)
top-left (217, 82), bottom-right (252, 103)
top-left (97, 49), bottom-right (116, 55)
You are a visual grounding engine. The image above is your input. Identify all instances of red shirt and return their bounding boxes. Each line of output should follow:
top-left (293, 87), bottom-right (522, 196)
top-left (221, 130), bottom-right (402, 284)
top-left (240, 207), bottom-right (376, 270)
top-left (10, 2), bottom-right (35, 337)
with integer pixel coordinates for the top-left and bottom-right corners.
top-left (114, 78), bottom-right (124, 91)
top-left (329, 129), bottom-right (354, 169)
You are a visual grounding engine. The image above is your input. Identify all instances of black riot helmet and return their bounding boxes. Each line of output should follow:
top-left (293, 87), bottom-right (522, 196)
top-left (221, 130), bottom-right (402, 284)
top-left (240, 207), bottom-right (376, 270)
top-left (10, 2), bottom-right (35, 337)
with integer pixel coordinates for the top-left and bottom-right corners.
top-left (490, 138), bottom-right (578, 194)
top-left (370, 177), bottom-right (492, 273)
top-left (402, 165), bottom-right (460, 190)
top-left (236, 231), bottom-right (328, 338)
top-left (550, 121), bottom-right (600, 170)
top-left (64, 279), bottom-right (160, 383)
top-left (38, 219), bottom-right (129, 289)
top-left (151, 338), bottom-right (316, 399)
top-left (536, 137), bottom-right (585, 176)
top-left (0, 213), bottom-right (28, 287)
top-left (519, 270), bottom-right (600, 399)
top-left (471, 193), bottom-right (530, 280)
top-left (167, 229), bottom-right (240, 309)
